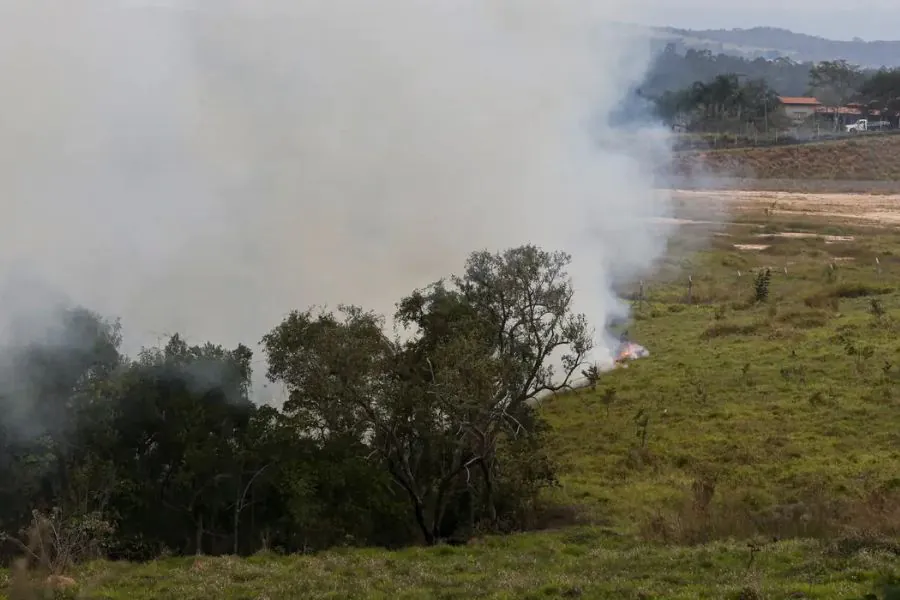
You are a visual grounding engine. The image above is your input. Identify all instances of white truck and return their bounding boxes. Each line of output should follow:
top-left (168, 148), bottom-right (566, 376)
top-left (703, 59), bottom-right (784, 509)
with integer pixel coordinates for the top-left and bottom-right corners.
top-left (846, 118), bottom-right (892, 133)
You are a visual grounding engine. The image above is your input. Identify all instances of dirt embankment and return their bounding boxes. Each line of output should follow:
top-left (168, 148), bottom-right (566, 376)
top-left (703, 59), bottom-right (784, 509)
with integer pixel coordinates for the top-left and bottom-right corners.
top-left (671, 134), bottom-right (900, 185)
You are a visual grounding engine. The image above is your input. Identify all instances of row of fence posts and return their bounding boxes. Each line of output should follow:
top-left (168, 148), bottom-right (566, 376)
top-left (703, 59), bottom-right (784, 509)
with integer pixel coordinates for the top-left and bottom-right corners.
top-left (630, 256), bottom-right (887, 307)
top-left (701, 127), bottom-right (900, 150)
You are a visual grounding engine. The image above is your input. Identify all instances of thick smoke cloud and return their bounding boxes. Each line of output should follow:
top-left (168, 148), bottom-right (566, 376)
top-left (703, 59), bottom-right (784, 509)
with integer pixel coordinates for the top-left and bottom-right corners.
top-left (0, 1), bottom-right (675, 401)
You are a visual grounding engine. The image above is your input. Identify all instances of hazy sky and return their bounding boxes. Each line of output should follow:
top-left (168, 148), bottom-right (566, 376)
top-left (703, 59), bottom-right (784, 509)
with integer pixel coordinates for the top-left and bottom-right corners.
top-left (633, 1), bottom-right (900, 41)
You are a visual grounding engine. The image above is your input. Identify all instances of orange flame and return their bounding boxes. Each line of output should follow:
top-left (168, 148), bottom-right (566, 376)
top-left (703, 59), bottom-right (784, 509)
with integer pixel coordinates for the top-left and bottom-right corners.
top-left (615, 342), bottom-right (648, 364)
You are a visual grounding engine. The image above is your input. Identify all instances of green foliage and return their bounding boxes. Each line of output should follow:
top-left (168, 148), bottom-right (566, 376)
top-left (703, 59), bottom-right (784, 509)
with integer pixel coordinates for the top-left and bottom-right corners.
top-left (262, 245), bottom-right (589, 545)
top-left (859, 68), bottom-right (900, 113)
top-left (808, 60), bottom-right (866, 110)
top-left (643, 45), bottom-right (815, 99)
top-left (0, 533), bottom-right (897, 599)
top-left (655, 62), bottom-right (899, 148)
top-left (838, 334), bottom-right (875, 374)
top-left (0, 245), bottom-right (582, 563)
top-left (653, 73), bottom-right (783, 133)
top-left (632, 409), bottom-right (650, 449)
top-left (538, 215), bottom-right (900, 562)
top-left (1, 534), bottom-right (897, 599)
top-left (753, 268), bottom-right (772, 303)
top-left (600, 387), bottom-right (616, 417)
top-left (7, 211), bottom-right (900, 597)
top-left (580, 364), bottom-right (601, 390)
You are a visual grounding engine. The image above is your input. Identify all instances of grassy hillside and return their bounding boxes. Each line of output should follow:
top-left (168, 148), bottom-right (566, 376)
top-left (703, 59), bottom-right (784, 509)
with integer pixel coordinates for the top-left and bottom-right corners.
top-left (674, 134), bottom-right (900, 182)
top-left (2, 536), bottom-right (896, 599)
top-left (543, 213), bottom-right (900, 539)
top-left (6, 207), bottom-right (900, 599)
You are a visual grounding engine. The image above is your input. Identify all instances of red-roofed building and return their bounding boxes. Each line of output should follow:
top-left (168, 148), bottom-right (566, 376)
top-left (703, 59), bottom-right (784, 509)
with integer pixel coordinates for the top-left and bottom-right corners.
top-left (778, 96), bottom-right (821, 123)
top-left (815, 105), bottom-right (863, 117)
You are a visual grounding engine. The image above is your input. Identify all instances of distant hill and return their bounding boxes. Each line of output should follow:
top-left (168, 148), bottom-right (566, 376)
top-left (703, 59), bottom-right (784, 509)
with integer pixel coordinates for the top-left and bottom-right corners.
top-left (648, 26), bottom-right (900, 68)
top-left (640, 46), bottom-right (814, 97)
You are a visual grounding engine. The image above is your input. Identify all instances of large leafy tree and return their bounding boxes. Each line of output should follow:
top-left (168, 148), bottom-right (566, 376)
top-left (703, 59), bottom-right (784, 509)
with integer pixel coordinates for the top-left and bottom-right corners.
top-left (808, 60), bottom-right (865, 130)
top-left (103, 334), bottom-right (256, 556)
top-left (0, 244), bottom-right (596, 561)
top-left (653, 73), bottom-right (783, 133)
top-left (0, 306), bottom-right (127, 570)
top-left (263, 245), bottom-right (591, 544)
top-left (859, 68), bottom-right (900, 118)
top-left (0, 307), bottom-right (123, 537)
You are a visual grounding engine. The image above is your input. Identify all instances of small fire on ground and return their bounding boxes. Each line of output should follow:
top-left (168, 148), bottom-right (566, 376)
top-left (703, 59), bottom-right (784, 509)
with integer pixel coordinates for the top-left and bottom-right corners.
top-left (615, 341), bottom-right (649, 366)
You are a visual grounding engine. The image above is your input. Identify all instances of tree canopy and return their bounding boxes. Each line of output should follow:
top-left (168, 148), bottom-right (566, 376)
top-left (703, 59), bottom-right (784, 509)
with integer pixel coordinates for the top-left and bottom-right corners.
top-left (652, 73), bottom-right (785, 133)
top-left (0, 244), bottom-right (589, 563)
top-left (642, 46), bottom-right (815, 98)
top-left (651, 62), bottom-right (900, 133)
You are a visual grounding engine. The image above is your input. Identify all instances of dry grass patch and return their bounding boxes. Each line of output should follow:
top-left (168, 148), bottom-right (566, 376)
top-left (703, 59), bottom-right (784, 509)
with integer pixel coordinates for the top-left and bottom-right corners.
top-left (673, 134), bottom-right (900, 181)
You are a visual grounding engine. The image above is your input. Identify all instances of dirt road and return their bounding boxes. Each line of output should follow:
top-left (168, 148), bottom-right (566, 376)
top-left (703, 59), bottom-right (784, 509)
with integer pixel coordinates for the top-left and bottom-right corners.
top-left (670, 189), bottom-right (900, 225)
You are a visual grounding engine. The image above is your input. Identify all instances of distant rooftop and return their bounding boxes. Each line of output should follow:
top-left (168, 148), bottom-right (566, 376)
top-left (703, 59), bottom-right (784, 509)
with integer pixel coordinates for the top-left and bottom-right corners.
top-left (816, 106), bottom-right (871, 115)
top-left (778, 96), bottom-right (821, 105)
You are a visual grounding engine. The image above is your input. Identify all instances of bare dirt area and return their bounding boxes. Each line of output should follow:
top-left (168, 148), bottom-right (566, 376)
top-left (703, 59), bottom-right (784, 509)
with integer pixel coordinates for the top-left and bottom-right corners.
top-left (669, 188), bottom-right (900, 226)
top-left (666, 176), bottom-right (900, 195)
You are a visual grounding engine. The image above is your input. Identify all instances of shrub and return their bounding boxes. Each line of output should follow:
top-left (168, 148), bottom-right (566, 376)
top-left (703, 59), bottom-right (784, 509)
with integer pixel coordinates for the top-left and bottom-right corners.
top-left (869, 298), bottom-right (887, 318)
top-left (753, 269), bottom-right (772, 303)
top-left (831, 283), bottom-right (892, 299)
top-left (1, 508), bottom-right (114, 576)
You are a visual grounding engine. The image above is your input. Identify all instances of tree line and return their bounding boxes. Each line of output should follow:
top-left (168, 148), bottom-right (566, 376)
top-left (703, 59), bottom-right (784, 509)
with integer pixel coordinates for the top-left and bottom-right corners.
top-left (641, 46), bottom-right (816, 98)
top-left (652, 74), bottom-right (783, 133)
top-left (0, 245), bottom-right (592, 563)
top-left (652, 60), bottom-right (900, 132)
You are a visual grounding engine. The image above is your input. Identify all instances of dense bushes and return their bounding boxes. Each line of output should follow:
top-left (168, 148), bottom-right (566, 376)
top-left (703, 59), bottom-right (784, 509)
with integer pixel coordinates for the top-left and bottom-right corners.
top-left (0, 245), bottom-right (590, 562)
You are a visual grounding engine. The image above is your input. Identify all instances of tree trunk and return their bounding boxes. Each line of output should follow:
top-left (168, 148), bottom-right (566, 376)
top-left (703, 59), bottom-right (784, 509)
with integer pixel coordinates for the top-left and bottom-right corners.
top-left (233, 484), bottom-right (241, 555)
top-left (388, 462), bottom-right (435, 545)
top-left (195, 512), bottom-right (204, 556)
top-left (250, 487), bottom-right (256, 551)
top-left (477, 459), bottom-right (498, 527)
top-left (431, 483), bottom-right (451, 543)
top-left (413, 497), bottom-right (434, 545)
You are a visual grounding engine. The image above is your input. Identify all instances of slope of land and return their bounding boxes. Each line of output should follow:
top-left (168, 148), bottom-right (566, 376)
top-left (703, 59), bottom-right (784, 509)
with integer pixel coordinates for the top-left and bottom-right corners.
top-left (2, 536), bottom-right (895, 599)
top-left (6, 195), bottom-right (900, 599)
top-left (652, 26), bottom-right (900, 67)
top-left (543, 201), bottom-right (900, 536)
top-left (673, 134), bottom-right (900, 184)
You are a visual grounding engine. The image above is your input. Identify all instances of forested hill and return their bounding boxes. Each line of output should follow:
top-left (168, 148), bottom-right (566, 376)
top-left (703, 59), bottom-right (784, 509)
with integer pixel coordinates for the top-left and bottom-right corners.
top-left (652, 26), bottom-right (900, 68)
top-left (640, 46), bottom-right (814, 97)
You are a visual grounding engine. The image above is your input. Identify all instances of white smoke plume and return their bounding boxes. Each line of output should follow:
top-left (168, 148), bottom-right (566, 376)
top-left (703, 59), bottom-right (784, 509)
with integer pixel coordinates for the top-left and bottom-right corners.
top-left (0, 1), bottom-right (675, 400)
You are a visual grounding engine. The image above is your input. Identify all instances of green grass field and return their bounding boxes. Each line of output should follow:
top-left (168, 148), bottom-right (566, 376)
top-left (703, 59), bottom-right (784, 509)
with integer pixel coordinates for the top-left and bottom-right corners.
top-left (544, 213), bottom-right (900, 537)
top-left (5, 206), bottom-right (900, 599)
top-left (3, 536), bottom-right (896, 599)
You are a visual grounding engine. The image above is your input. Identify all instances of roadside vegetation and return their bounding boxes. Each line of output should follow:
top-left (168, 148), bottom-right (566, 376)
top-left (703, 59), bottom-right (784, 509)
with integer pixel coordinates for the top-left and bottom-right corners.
top-left (655, 63), bottom-right (900, 151)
